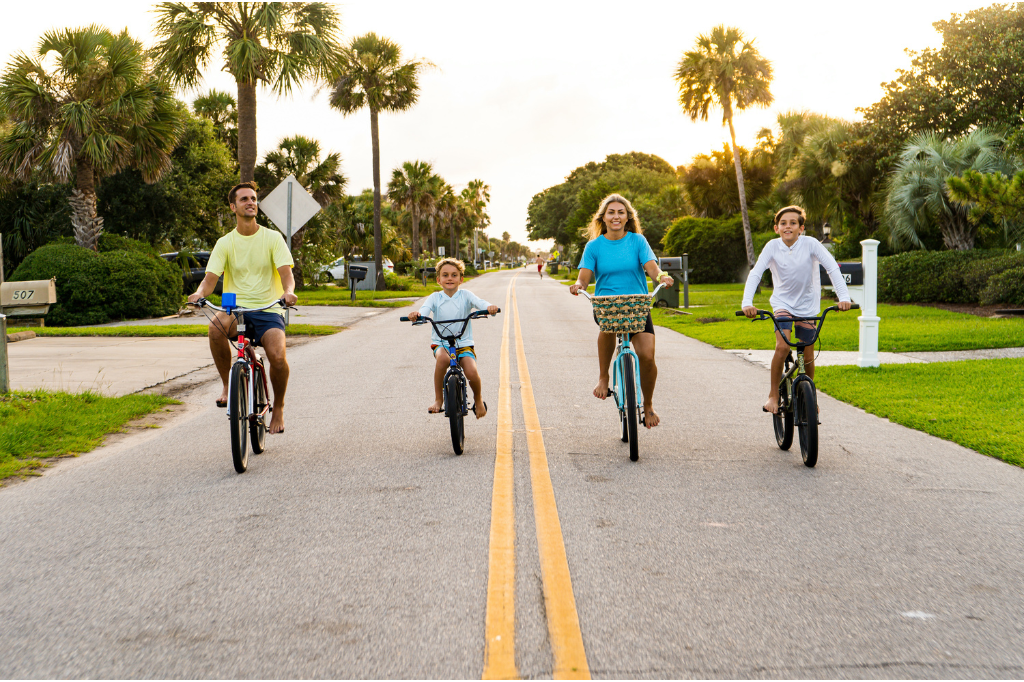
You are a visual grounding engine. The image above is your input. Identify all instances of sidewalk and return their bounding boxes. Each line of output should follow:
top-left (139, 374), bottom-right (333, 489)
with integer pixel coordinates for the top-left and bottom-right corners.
top-left (728, 346), bottom-right (1024, 370)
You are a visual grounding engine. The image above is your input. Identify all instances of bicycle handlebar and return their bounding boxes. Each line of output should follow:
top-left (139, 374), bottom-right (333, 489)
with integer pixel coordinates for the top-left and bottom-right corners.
top-left (189, 297), bottom-right (296, 314)
top-left (733, 304), bottom-right (860, 349)
top-left (577, 282), bottom-right (666, 302)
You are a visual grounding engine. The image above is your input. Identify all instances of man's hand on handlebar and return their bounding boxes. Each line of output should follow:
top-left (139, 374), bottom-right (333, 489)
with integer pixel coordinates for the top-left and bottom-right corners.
top-left (283, 292), bottom-right (298, 307)
top-left (187, 292), bottom-right (204, 305)
top-left (742, 305), bottom-right (759, 318)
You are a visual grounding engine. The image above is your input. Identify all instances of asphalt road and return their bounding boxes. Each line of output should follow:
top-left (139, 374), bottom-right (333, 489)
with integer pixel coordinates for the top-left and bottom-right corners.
top-left (1, 268), bottom-right (1023, 679)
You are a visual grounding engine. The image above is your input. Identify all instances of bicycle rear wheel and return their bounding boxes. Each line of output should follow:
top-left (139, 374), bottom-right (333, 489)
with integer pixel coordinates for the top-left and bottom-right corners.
top-left (773, 374), bottom-right (794, 451)
top-left (796, 380), bottom-right (818, 467)
top-left (229, 362), bottom-right (249, 473)
top-left (250, 361), bottom-right (268, 455)
top-left (623, 357), bottom-right (639, 462)
top-left (446, 373), bottom-right (465, 455)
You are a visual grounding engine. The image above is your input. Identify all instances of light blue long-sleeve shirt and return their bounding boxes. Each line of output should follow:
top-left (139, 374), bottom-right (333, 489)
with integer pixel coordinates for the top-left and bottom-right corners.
top-left (418, 289), bottom-right (491, 348)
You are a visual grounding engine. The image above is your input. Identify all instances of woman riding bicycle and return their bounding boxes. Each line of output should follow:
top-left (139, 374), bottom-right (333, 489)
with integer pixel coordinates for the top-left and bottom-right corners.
top-left (569, 194), bottom-right (673, 428)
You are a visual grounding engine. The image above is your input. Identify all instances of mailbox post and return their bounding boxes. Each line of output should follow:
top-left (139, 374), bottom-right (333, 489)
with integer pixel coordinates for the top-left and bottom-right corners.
top-left (857, 240), bottom-right (881, 368)
top-left (421, 266), bottom-right (436, 288)
top-left (348, 264), bottom-right (368, 301)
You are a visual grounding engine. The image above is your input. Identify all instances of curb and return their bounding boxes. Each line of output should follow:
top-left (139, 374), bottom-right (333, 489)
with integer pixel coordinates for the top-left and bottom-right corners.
top-left (6, 331), bottom-right (36, 343)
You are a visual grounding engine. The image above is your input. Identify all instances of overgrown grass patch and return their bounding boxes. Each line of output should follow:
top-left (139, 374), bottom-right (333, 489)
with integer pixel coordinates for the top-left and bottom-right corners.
top-left (651, 284), bottom-right (1024, 352)
top-left (0, 390), bottom-right (175, 482)
top-left (8, 324), bottom-right (343, 337)
top-left (815, 359), bottom-right (1024, 467)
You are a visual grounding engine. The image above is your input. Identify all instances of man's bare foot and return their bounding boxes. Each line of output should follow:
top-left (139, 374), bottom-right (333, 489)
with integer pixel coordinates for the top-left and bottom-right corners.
top-left (428, 400), bottom-right (443, 414)
top-left (643, 404), bottom-right (660, 429)
top-left (269, 406), bottom-right (285, 434)
top-left (593, 377), bottom-right (610, 400)
top-left (763, 395), bottom-right (780, 414)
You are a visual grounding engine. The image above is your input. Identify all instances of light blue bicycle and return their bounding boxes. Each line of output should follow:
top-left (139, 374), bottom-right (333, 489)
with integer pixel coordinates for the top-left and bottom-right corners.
top-left (580, 284), bottom-right (665, 462)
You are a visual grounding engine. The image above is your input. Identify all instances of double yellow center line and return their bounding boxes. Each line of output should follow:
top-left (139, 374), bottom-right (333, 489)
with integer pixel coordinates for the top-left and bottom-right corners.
top-left (483, 275), bottom-right (590, 680)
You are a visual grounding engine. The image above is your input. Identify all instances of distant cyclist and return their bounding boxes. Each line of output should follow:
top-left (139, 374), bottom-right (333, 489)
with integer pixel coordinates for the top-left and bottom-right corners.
top-left (188, 182), bottom-right (297, 434)
top-left (569, 193), bottom-right (673, 428)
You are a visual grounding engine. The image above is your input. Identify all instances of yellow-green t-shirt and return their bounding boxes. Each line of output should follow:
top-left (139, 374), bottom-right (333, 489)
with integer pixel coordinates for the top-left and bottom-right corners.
top-left (206, 225), bottom-right (293, 316)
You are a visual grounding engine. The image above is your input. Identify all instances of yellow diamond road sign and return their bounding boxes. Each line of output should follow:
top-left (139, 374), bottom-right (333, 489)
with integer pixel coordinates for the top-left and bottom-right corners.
top-left (259, 174), bottom-right (321, 248)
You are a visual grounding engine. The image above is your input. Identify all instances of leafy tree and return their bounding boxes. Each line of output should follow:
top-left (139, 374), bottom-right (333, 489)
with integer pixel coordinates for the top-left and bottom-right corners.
top-left (859, 5), bottom-right (1024, 166)
top-left (329, 33), bottom-right (431, 289)
top-left (386, 160), bottom-right (435, 260)
top-left (675, 25), bottom-right (773, 269)
top-left (152, 2), bottom-right (341, 183)
top-left (0, 25), bottom-right (183, 251)
top-left (0, 182), bottom-right (72, 274)
top-left (253, 134), bottom-right (346, 286)
top-left (947, 169), bottom-right (1024, 245)
top-left (336, 189), bottom-right (409, 263)
top-left (192, 89), bottom-right (238, 161)
top-left (885, 128), bottom-right (1018, 251)
top-left (98, 111), bottom-right (236, 249)
top-left (680, 142), bottom-right (773, 221)
top-left (462, 179), bottom-right (490, 265)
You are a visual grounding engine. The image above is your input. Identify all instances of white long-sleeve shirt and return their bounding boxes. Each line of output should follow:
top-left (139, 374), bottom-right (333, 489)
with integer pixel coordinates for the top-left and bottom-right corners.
top-left (742, 236), bottom-right (851, 318)
top-left (418, 289), bottom-right (491, 348)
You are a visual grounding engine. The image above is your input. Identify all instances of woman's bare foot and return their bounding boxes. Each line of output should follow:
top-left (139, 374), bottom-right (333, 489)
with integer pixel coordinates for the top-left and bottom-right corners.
top-left (593, 376), bottom-right (610, 400)
top-left (643, 404), bottom-right (660, 428)
top-left (763, 395), bottom-right (780, 414)
top-left (269, 406), bottom-right (285, 434)
top-left (428, 400), bottom-right (443, 414)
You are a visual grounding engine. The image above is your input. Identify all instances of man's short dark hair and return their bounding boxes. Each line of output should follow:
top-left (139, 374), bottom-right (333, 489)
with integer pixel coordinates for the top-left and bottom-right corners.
top-left (228, 181), bottom-right (259, 205)
top-left (774, 205), bottom-right (806, 226)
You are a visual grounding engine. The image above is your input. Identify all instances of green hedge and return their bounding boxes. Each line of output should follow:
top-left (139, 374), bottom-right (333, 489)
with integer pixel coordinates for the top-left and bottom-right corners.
top-left (663, 215), bottom-right (775, 283)
top-left (980, 266), bottom-right (1024, 306)
top-left (11, 242), bottom-right (181, 326)
top-left (877, 249), bottom-right (1018, 304)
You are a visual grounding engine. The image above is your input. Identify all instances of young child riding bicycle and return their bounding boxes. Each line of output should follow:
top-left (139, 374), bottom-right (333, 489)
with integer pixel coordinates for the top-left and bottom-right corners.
top-left (741, 205), bottom-right (852, 415)
top-left (408, 258), bottom-right (499, 419)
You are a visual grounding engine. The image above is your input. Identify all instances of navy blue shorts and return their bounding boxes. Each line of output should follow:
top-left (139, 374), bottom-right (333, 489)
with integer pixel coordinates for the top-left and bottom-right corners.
top-left (243, 311), bottom-right (286, 346)
top-left (775, 316), bottom-right (816, 344)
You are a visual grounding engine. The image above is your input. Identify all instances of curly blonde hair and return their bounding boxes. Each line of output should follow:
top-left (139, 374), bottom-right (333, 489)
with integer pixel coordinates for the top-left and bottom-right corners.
top-left (435, 257), bottom-right (465, 276)
top-left (586, 193), bottom-right (644, 241)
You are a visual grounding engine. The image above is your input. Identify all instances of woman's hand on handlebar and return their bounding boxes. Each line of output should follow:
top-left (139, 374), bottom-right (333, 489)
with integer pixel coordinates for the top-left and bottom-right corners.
top-left (569, 281), bottom-right (586, 296)
top-left (742, 305), bottom-right (759, 318)
top-left (659, 274), bottom-right (673, 288)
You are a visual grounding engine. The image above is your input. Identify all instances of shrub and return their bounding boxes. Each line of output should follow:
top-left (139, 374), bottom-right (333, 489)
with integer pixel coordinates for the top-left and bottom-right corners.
top-left (876, 249), bottom-right (1003, 303)
top-left (962, 253), bottom-right (1024, 300)
top-left (11, 243), bottom-right (181, 326)
top-left (383, 270), bottom-right (412, 291)
top-left (393, 260), bottom-right (413, 275)
top-left (663, 215), bottom-right (775, 284)
top-left (979, 266), bottom-right (1024, 306)
top-left (97, 233), bottom-right (160, 257)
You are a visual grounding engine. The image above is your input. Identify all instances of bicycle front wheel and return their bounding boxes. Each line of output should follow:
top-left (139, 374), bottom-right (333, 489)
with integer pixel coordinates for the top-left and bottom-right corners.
top-left (250, 361), bottom-right (268, 455)
top-left (622, 356), bottom-right (639, 462)
top-left (446, 373), bottom-right (465, 455)
top-left (796, 380), bottom-right (818, 467)
top-left (229, 362), bottom-right (249, 473)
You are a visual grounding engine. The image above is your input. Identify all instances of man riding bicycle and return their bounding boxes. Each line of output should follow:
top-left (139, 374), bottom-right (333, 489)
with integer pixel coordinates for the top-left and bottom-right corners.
top-left (188, 182), bottom-right (297, 434)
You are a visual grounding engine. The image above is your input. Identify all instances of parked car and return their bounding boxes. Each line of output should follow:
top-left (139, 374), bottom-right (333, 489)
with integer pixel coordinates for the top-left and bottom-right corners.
top-left (160, 251), bottom-right (223, 294)
top-left (324, 256), bottom-right (394, 282)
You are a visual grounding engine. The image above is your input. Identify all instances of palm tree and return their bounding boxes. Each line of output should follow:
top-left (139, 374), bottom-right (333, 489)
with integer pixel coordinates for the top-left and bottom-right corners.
top-left (0, 26), bottom-right (183, 251)
top-left (675, 25), bottom-right (773, 269)
top-left (151, 2), bottom-right (340, 183)
top-left (253, 134), bottom-right (346, 285)
top-left (462, 179), bottom-right (490, 266)
top-left (329, 33), bottom-right (431, 289)
top-left (885, 128), bottom-right (1018, 251)
top-left (386, 160), bottom-right (435, 260)
top-left (192, 89), bottom-right (238, 160)
top-left (433, 182), bottom-right (457, 257)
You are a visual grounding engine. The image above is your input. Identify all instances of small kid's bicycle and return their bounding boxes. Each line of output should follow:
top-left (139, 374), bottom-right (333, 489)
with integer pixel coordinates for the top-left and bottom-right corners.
top-left (401, 309), bottom-right (500, 455)
top-left (734, 304), bottom-right (859, 467)
top-left (579, 284), bottom-right (665, 462)
top-left (190, 294), bottom-right (294, 473)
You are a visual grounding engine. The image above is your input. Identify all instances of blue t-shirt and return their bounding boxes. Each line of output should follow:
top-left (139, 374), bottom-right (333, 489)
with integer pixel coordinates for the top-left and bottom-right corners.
top-left (580, 232), bottom-right (657, 296)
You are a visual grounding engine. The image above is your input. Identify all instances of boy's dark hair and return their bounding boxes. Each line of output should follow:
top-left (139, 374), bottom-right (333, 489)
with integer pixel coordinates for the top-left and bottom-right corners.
top-left (228, 181), bottom-right (259, 205)
top-left (774, 205), bottom-right (806, 226)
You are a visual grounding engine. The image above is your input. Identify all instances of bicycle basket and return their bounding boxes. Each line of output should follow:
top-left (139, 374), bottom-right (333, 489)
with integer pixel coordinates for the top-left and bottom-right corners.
top-left (591, 293), bottom-right (651, 334)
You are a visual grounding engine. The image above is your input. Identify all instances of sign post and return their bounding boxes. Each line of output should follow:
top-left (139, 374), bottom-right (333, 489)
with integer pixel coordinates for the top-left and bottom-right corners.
top-left (857, 239), bottom-right (880, 368)
top-left (0, 232), bottom-right (8, 393)
top-left (258, 175), bottom-right (321, 326)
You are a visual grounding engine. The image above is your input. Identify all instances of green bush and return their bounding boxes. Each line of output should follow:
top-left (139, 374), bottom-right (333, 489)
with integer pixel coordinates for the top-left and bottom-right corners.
top-left (663, 215), bottom-right (775, 284)
top-left (11, 243), bottom-right (181, 326)
top-left (962, 253), bottom-right (1024, 300)
top-left (877, 250), bottom-right (1003, 303)
top-left (97, 233), bottom-right (160, 257)
top-left (383, 270), bottom-right (412, 291)
top-left (979, 266), bottom-right (1024, 306)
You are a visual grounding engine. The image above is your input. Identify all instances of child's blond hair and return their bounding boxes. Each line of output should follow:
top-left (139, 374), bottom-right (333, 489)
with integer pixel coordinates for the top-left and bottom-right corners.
top-left (435, 257), bottom-right (465, 276)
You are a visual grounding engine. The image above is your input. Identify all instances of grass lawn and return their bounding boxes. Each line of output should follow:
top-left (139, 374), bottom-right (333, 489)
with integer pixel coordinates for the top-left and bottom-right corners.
top-left (815, 358), bottom-right (1024, 467)
top-left (647, 283), bottom-right (1024, 352)
top-left (0, 390), bottom-right (176, 482)
top-left (294, 283), bottom-right (436, 307)
top-left (8, 323), bottom-right (342, 337)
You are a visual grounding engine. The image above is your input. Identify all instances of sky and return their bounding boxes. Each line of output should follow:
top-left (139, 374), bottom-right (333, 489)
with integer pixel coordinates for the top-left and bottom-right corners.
top-left (0, 0), bottom-right (992, 251)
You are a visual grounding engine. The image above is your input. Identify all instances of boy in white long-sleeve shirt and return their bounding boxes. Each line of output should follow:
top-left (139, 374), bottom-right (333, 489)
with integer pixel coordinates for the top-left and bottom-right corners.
top-left (741, 206), bottom-right (852, 414)
top-left (409, 258), bottom-right (498, 418)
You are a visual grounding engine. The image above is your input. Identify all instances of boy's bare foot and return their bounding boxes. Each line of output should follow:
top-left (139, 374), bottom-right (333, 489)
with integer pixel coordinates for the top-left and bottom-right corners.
top-left (763, 395), bottom-right (779, 414)
top-left (473, 401), bottom-right (488, 419)
top-left (593, 377), bottom-right (610, 400)
top-left (269, 406), bottom-right (285, 434)
top-left (643, 404), bottom-right (660, 428)
top-left (428, 400), bottom-right (443, 414)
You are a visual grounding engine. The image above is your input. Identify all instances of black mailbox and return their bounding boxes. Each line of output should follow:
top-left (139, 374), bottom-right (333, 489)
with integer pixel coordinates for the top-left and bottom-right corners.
top-left (819, 262), bottom-right (863, 286)
top-left (349, 265), bottom-right (368, 282)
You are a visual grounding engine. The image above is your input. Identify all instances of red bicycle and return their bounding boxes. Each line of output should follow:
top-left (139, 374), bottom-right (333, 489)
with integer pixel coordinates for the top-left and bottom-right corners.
top-left (190, 294), bottom-right (292, 472)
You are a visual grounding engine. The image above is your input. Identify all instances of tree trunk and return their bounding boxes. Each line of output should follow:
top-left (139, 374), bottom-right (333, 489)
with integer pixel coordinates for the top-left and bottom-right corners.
top-left (429, 216), bottom-right (437, 256)
top-left (726, 108), bottom-right (756, 270)
top-left (370, 108), bottom-right (385, 290)
top-left (943, 217), bottom-right (975, 251)
top-left (71, 160), bottom-right (102, 251)
top-left (236, 80), bottom-right (257, 183)
top-left (411, 202), bottom-right (420, 261)
top-left (449, 219), bottom-right (456, 258)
